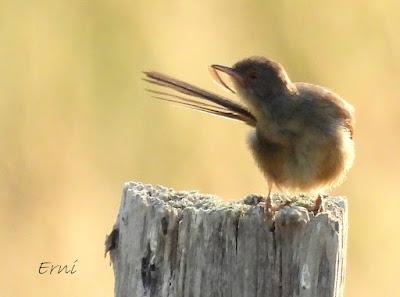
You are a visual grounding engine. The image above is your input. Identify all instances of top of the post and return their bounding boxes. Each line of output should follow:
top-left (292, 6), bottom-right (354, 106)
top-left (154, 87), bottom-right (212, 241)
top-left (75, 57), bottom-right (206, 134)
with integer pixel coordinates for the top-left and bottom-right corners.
top-left (120, 181), bottom-right (346, 222)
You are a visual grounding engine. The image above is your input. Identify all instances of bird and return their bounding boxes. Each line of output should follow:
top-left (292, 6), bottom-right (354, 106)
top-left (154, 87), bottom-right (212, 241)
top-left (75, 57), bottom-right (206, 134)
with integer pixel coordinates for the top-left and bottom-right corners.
top-left (143, 56), bottom-right (355, 213)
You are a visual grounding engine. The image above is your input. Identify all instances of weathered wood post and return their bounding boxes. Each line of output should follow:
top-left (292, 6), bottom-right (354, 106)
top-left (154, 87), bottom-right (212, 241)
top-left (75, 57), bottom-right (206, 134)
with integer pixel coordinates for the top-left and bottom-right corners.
top-left (106, 181), bottom-right (347, 297)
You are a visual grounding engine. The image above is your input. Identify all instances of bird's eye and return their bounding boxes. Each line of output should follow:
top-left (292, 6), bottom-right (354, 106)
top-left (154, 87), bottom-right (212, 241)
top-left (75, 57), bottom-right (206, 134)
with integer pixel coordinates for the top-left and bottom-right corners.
top-left (248, 72), bottom-right (258, 80)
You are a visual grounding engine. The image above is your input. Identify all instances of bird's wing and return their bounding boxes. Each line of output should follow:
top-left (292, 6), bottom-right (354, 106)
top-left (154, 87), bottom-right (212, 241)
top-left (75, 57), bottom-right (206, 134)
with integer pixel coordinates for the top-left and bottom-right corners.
top-left (295, 82), bottom-right (355, 139)
top-left (143, 71), bottom-right (257, 127)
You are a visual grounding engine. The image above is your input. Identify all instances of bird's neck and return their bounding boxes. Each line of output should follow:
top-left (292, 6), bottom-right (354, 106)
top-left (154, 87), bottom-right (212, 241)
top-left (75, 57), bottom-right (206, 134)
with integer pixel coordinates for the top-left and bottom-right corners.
top-left (246, 86), bottom-right (297, 123)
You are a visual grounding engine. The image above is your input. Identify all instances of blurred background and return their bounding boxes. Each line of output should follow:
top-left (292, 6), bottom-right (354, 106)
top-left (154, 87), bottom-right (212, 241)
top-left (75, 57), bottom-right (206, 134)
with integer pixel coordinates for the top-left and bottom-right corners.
top-left (1, 0), bottom-right (399, 296)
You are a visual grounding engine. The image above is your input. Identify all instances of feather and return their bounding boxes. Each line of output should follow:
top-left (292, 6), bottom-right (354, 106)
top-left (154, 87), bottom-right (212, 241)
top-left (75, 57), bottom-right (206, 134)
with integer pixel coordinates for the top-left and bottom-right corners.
top-left (143, 71), bottom-right (256, 126)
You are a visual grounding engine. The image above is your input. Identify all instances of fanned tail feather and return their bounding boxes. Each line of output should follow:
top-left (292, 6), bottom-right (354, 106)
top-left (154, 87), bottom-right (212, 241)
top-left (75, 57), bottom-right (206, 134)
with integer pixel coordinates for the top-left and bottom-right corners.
top-left (143, 71), bottom-right (256, 127)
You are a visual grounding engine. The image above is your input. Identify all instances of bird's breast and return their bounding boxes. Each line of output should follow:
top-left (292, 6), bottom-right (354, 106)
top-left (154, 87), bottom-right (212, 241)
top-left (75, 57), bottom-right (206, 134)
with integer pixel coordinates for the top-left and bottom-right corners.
top-left (247, 126), bottom-right (354, 192)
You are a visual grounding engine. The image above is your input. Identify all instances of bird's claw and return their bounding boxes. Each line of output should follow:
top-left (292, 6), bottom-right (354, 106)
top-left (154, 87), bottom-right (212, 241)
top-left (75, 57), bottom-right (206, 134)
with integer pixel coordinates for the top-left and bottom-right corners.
top-left (262, 195), bottom-right (290, 218)
top-left (308, 194), bottom-right (325, 214)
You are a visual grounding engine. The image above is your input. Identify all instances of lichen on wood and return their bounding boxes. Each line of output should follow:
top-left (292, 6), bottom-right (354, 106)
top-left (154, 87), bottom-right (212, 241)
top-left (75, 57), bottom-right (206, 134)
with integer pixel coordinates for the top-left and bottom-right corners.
top-left (106, 181), bottom-right (347, 297)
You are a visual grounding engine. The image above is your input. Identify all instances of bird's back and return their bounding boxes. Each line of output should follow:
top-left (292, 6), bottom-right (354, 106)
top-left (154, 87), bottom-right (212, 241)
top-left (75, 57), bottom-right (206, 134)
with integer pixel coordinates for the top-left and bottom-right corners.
top-left (293, 82), bottom-right (354, 140)
top-left (278, 82), bottom-right (355, 191)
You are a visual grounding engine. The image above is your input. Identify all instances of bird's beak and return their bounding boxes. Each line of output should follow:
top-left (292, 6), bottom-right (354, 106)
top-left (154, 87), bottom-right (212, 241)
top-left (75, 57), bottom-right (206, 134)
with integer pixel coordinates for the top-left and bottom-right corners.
top-left (209, 64), bottom-right (243, 94)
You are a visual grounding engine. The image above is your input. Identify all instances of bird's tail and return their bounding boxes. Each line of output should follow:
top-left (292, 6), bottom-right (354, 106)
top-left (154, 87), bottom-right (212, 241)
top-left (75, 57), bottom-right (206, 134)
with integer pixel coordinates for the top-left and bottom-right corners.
top-left (143, 71), bottom-right (256, 127)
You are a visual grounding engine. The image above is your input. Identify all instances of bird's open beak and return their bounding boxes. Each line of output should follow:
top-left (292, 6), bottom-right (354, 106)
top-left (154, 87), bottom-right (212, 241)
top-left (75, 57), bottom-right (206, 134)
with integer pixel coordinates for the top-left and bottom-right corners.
top-left (209, 64), bottom-right (243, 94)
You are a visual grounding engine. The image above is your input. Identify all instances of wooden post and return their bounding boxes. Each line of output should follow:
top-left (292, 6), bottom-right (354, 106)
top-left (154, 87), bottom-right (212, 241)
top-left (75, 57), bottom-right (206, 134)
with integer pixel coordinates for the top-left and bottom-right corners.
top-left (106, 181), bottom-right (347, 297)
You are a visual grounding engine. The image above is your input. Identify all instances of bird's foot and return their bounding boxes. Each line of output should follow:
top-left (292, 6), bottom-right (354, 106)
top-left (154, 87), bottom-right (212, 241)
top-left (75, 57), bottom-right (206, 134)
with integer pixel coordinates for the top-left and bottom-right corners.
top-left (307, 194), bottom-right (326, 214)
top-left (263, 195), bottom-right (273, 217)
top-left (261, 193), bottom-right (326, 217)
top-left (258, 195), bottom-right (273, 218)
top-left (261, 195), bottom-right (291, 218)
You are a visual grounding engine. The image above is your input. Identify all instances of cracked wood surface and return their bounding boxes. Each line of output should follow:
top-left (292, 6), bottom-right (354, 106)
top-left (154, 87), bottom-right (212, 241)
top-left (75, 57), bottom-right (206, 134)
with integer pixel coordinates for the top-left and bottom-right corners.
top-left (106, 182), bottom-right (347, 297)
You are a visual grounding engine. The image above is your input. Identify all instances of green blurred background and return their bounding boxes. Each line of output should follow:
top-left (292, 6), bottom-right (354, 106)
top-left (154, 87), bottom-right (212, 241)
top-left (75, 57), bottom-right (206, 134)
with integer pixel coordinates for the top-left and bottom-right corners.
top-left (1, 0), bottom-right (399, 296)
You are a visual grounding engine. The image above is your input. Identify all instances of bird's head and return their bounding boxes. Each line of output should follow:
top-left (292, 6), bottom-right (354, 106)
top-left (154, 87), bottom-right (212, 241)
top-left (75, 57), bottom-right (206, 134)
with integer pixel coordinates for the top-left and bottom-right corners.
top-left (210, 56), bottom-right (296, 109)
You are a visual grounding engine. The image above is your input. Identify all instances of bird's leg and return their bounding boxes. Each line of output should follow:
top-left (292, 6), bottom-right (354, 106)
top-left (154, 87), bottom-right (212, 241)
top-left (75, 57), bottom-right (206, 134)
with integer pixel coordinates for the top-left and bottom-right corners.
top-left (263, 180), bottom-right (274, 216)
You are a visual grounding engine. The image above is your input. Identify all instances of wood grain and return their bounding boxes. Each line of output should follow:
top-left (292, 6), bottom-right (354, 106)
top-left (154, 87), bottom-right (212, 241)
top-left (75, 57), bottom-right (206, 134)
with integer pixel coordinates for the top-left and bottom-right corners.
top-left (106, 182), bottom-right (347, 297)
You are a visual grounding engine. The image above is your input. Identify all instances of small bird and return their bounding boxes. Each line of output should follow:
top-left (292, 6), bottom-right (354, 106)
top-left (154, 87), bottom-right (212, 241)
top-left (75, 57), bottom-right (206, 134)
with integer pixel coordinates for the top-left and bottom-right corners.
top-left (143, 56), bottom-right (355, 212)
